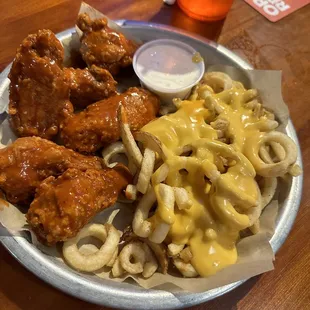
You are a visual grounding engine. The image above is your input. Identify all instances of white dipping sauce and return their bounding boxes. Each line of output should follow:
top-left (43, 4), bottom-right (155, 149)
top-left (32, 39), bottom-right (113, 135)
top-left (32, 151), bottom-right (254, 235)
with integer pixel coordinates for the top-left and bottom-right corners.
top-left (135, 43), bottom-right (202, 91)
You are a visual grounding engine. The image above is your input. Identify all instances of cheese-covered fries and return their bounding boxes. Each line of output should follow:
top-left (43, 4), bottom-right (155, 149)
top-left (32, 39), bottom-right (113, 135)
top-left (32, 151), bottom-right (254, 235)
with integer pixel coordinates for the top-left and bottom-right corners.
top-left (62, 71), bottom-right (301, 279)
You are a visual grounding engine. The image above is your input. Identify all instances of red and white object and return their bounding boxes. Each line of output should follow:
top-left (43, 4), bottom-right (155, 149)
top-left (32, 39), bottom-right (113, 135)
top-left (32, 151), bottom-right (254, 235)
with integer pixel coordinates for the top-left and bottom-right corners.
top-left (244, 0), bottom-right (309, 22)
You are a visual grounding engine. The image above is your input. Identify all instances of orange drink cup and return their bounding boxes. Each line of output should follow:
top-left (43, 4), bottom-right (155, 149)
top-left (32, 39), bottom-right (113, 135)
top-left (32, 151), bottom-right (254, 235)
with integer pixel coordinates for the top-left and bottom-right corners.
top-left (177, 0), bottom-right (234, 21)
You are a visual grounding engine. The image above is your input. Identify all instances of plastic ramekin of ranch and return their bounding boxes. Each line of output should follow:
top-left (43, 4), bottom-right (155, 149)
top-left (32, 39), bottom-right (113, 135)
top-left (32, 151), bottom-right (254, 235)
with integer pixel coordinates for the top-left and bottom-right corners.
top-left (133, 39), bottom-right (205, 105)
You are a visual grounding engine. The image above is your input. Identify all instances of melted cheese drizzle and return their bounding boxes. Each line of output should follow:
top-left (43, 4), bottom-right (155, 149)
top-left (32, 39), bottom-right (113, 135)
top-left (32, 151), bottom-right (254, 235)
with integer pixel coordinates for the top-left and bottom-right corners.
top-left (142, 84), bottom-right (275, 277)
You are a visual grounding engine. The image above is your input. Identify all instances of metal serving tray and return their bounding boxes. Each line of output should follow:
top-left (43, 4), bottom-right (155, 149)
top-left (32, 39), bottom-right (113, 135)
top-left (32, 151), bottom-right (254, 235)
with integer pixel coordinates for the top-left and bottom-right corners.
top-left (0, 22), bottom-right (303, 309)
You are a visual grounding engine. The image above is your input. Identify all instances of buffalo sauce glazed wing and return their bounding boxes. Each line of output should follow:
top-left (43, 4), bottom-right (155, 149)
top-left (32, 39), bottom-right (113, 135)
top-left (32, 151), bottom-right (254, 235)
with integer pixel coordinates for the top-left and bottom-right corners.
top-left (8, 29), bottom-right (119, 138)
top-left (61, 87), bottom-right (160, 153)
top-left (63, 65), bottom-right (117, 108)
top-left (27, 166), bottom-right (131, 245)
top-left (77, 13), bottom-right (138, 75)
top-left (8, 30), bottom-right (73, 139)
top-left (0, 137), bottom-right (102, 205)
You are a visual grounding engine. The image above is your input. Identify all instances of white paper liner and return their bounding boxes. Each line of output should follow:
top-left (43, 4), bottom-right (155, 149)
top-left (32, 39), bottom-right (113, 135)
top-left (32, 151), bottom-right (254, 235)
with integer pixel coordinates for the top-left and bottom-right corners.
top-left (76, 2), bottom-right (142, 45)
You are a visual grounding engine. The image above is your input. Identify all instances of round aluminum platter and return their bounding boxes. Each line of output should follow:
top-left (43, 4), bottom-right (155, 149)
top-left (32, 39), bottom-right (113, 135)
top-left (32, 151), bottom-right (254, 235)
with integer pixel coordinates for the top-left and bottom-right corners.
top-left (0, 22), bottom-right (303, 309)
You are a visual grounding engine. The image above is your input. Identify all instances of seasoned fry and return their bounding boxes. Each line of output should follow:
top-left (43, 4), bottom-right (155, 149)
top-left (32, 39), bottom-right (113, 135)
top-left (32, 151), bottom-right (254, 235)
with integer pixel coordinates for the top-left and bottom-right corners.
top-left (154, 183), bottom-right (175, 225)
top-left (203, 95), bottom-right (223, 115)
top-left (179, 247), bottom-right (193, 263)
top-left (148, 184), bottom-right (175, 243)
top-left (197, 84), bottom-right (214, 100)
top-left (152, 163), bottom-right (169, 185)
top-left (142, 243), bottom-right (158, 278)
top-left (107, 248), bottom-right (118, 267)
top-left (246, 131), bottom-right (298, 177)
top-left (173, 187), bottom-right (192, 210)
top-left (119, 242), bottom-right (146, 274)
top-left (259, 177), bottom-right (277, 209)
top-left (112, 257), bottom-right (124, 277)
top-left (159, 104), bottom-right (176, 116)
top-left (119, 105), bottom-right (143, 167)
top-left (168, 243), bottom-right (185, 257)
top-left (249, 220), bottom-right (260, 235)
top-left (134, 131), bottom-right (166, 159)
top-left (288, 164), bottom-right (302, 177)
top-left (172, 98), bottom-right (182, 109)
top-left (102, 141), bottom-right (137, 174)
top-left (125, 184), bottom-right (138, 201)
top-left (136, 148), bottom-right (156, 194)
top-left (144, 240), bottom-right (169, 274)
top-left (202, 72), bottom-right (233, 93)
top-left (250, 177), bottom-right (278, 235)
top-left (63, 224), bottom-right (120, 272)
top-left (259, 142), bottom-right (301, 177)
top-left (102, 141), bottom-right (126, 168)
top-left (132, 187), bottom-right (156, 238)
top-left (107, 209), bottom-right (121, 225)
top-left (173, 258), bottom-right (198, 278)
top-left (148, 221), bottom-right (171, 244)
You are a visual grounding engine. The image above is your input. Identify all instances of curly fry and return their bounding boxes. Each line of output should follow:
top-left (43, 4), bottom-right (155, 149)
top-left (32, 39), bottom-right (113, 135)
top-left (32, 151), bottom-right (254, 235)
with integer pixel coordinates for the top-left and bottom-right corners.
top-left (112, 257), bottom-right (124, 277)
top-left (142, 243), bottom-right (158, 278)
top-left (202, 72), bottom-right (233, 93)
top-left (63, 224), bottom-right (120, 272)
top-left (119, 242), bottom-right (146, 274)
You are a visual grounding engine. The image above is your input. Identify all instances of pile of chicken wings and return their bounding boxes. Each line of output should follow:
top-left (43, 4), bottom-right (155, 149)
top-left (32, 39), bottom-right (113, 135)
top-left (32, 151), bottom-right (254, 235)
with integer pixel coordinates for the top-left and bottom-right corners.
top-left (0, 13), bottom-right (159, 245)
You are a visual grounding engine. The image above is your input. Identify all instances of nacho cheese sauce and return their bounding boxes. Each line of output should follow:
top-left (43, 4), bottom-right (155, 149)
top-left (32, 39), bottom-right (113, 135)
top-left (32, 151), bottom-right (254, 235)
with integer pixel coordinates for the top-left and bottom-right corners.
top-left (142, 83), bottom-right (274, 277)
top-left (135, 43), bottom-right (202, 90)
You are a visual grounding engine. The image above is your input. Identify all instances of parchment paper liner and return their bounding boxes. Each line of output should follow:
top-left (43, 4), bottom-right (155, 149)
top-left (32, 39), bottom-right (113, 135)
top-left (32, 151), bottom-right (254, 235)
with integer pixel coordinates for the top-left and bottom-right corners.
top-left (0, 2), bottom-right (293, 294)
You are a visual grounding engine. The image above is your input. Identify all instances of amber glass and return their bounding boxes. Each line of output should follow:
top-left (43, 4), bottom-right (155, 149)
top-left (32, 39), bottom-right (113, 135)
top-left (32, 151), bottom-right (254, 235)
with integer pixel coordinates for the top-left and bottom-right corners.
top-left (177, 0), bottom-right (234, 21)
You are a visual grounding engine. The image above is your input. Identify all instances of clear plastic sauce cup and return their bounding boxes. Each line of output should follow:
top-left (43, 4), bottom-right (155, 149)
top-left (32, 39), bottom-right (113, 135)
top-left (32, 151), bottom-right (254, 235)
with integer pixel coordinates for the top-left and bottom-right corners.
top-left (133, 39), bottom-right (205, 104)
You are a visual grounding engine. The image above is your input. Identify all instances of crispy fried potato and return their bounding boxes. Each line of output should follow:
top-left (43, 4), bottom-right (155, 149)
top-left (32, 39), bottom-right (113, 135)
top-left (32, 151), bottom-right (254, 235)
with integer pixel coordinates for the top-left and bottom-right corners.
top-left (63, 223), bottom-right (120, 272)
top-left (136, 148), bottom-right (156, 194)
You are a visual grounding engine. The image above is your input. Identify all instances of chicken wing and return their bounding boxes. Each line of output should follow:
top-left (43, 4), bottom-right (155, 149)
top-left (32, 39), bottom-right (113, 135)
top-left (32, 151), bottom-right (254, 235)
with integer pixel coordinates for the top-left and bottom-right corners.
top-left (77, 13), bottom-right (139, 76)
top-left (8, 29), bottom-right (74, 140)
top-left (63, 65), bottom-right (117, 108)
top-left (60, 87), bottom-right (160, 153)
top-left (26, 166), bottom-right (131, 245)
top-left (0, 137), bottom-right (103, 205)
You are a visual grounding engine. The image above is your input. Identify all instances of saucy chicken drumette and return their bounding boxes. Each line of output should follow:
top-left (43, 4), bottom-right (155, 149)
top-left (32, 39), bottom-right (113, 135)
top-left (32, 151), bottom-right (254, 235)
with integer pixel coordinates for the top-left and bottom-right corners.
top-left (61, 87), bottom-right (160, 153)
top-left (27, 166), bottom-right (131, 245)
top-left (0, 137), bottom-right (131, 244)
top-left (0, 137), bottom-right (102, 205)
top-left (8, 30), bottom-right (73, 139)
top-left (77, 13), bottom-right (139, 76)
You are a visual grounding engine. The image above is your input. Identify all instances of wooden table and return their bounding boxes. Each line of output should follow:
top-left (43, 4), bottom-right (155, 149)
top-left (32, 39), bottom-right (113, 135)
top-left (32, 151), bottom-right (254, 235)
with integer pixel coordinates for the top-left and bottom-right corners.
top-left (0, 1), bottom-right (309, 309)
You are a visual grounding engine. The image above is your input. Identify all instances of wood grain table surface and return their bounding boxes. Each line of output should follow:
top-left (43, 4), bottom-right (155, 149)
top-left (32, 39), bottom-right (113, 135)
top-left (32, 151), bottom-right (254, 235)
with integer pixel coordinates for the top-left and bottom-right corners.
top-left (0, 1), bottom-right (309, 309)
